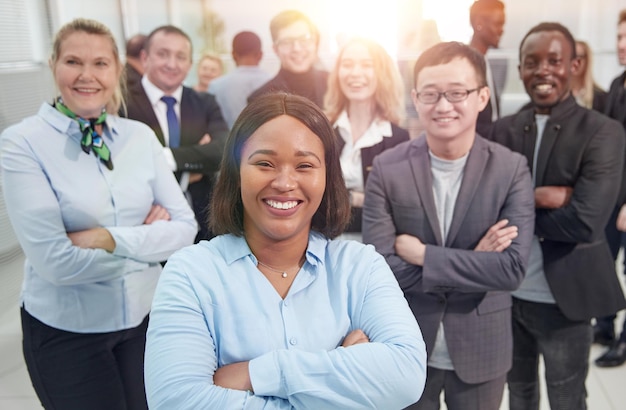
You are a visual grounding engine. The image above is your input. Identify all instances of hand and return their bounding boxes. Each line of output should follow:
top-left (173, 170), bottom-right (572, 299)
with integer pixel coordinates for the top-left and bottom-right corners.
top-left (617, 204), bottom-right (626, 232)
top-left (213, 361), bottom-right (252, 392)
top-left (395, 234), bottom-right (426, 266)
top-left (68, 228), bottom-right (115, 252)
top-left (474, 219), bottom-right (518, 252)
top-left (188, 173), bottom-right (204, 184)
top-left (342, 329), bottom-right (370, 347)
top-left (143, 205), bottom-right (171, 224)
top-left (535, 186), bottom-right (573, 209)
top-left (199, 133), bottom-right (212, 145)
top-left (349, 191), bottom-right (365, 208)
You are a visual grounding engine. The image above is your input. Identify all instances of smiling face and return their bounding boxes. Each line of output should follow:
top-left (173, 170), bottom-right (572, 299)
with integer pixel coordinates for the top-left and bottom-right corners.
top-left (240, 115), bottom-right (326, 245)
top-left (519, 30), bottom-right (576, 114)
top-left (52, 31), bottom-right (120, 118)
top-left (272, 20), bottom-right (318, 74)
top-left (338, 42), bottom-right (377, 104)
top-left (412, 57), bottom-right (488, 153)
top-left (142, 30), bottom-right (192, 94)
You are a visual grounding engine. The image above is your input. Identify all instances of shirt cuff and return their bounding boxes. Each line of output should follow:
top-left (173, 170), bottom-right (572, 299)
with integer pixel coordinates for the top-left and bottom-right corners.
top-left (249, 351), bottom-right (284, 398)
top-left (163, 147), bottom-right (177, 171)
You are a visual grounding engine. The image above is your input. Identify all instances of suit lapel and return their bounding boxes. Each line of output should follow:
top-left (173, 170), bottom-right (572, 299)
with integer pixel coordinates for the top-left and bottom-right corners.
top-left (535, 120), bottom-right (561, 186)
top-left (132, 84), bottom-right (165, 145)
top-left (445, 137), bottom-right (488, 247)
top-left (409, 138), bottom-right (444, 246)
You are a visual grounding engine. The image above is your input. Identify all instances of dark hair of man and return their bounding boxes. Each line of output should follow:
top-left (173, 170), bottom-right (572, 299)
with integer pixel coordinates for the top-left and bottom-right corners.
top-left (209, 92), bottom-right (351, 239)
top-left (469, 0), bottom-right (505, 28)
top-left (518, 22), bottom-right (576, 62)
top-left (126, 34), bottom-right (147, 58)
top-left (619, 9), bottom-right (626, 25)
top-left (144, 25), bottom-right (193, 57)
top-left (269, 9), bottom-right (319, 45)
top-left (232, 31), bottom-right (262, 56)
top-left (413, 41), bottom-right (487, 88)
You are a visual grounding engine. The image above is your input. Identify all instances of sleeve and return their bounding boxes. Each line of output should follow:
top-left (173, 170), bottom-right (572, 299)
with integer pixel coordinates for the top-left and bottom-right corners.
top-left (0, 126), bottom-right (147, 286)
top-left (422, 156), bottom-right (535, 293)
top-left (144, 250), bottom-right (292, 410)
top-left (248, 250), bottom-right (426, 409)
top-left (107, 133), bottom-right (197, 263)
top-left (171, 95), bottom-right (229, 174)
top-left (535, 120), bottom-right (626, 243)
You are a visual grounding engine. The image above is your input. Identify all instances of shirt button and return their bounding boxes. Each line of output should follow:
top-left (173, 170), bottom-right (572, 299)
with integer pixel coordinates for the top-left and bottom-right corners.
top-left (289, 338), bottom-right (297, 346)
top-left (283, 300), bottom-right (289, 307)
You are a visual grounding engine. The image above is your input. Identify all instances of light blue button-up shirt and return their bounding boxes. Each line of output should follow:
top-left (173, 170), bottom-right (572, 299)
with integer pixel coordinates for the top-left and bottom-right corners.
top-left (0, 103), bottom-right (197, 332)
top-left (145, 232), bottom-right (426, 409)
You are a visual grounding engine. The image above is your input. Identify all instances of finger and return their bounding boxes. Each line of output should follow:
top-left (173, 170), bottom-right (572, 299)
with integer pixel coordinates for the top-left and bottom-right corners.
top-left (489, 219), bottom-right (509, 233)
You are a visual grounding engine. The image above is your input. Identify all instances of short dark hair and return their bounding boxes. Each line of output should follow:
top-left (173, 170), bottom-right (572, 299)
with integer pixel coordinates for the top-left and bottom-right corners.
top-left (619, 9), bottom-right (626, 25)
top-left (209, 93), bottom-right (350, 239)
top-left (413, 41), bottom-right (487, 88)
top-left (144, 25), bottom-right (193, 57)
top-left (125, 33), bottom-right (147, 58)
top-left (232, 31), bottom-right (262, 56)
top-left (269, 10), bottom-right (319, 44)
top-left (469, 0), bottom-right (505, 28)
top-left (518, 22), bottom-right (576, 62)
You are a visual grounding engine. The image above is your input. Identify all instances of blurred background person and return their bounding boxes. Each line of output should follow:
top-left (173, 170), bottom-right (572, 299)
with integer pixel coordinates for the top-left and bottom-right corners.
top-left (193, 53), bottom-right (223, 92)
top-left (324, 37), bottom-right (409, 240)
top-left (124, 33), bottom-right (147, 90)
top-left (0, 18), bottom-right (197, 409)
top-left (571, 40), bottom-right (607, 112)
top-left (468, 0), bottom-right (506, 137)
top-left (248, 9), bottom-right (328, 107)
top-left (209, 31), bottom-right (272, 129)
top-left (595, 9), bottom-right (626, 368)
top-left (124, 25), bottom-right (229, 242)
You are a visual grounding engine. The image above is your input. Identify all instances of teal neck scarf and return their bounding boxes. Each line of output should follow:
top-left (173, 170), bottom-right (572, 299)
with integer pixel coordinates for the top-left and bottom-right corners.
top-left (55, 98), bottom-right (113, 170)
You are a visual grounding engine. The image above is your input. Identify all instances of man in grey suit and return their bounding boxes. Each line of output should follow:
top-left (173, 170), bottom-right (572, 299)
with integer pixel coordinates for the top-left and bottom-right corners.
top-left (363, 42), bottom-right (535, 410)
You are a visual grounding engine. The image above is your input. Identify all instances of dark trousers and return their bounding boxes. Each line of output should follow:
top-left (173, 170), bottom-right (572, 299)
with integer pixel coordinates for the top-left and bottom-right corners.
top-left (595, 214), bottom-right (626, 341)
top-left (508, 298), bottom-right (591, 410)
top-left (21, 308), bottom-right (149, 410)
top-left (404, 366), bottom-right (506, 410)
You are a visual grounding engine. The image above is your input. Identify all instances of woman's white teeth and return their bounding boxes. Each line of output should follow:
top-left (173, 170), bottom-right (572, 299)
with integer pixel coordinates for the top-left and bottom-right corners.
top-left (266, 200), bottom-right (298, 210)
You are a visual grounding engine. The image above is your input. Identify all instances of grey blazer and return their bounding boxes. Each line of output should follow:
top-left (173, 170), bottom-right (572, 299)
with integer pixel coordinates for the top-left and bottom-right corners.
top-left (363, 135), bottom-right (535, 384)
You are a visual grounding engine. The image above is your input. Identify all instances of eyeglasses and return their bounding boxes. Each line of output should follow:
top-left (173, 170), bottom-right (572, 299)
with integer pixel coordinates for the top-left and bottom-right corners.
top-left (275, 34), bottom-right (315, 50)
top-left (415, 88), bottom-right (481, 104)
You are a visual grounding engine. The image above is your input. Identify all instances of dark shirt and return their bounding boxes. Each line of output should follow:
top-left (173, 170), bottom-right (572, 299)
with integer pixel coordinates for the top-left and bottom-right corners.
top-left (248, 67), bottom-right (329, 108)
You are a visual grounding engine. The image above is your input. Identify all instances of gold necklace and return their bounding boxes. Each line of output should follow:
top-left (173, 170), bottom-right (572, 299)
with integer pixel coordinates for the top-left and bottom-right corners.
top-left (256, 256), bottom-right (305, 279)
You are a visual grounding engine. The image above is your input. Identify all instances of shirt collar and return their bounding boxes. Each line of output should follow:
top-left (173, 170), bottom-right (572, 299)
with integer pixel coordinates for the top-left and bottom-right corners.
top-left (39, 102), bottom-right (119, 141)
top-left (221, 231), bottom-right (328, 269)
top-left (334, 110), bottom-right (393, 138)
top-left (141, 75), bottom-right (184, 106)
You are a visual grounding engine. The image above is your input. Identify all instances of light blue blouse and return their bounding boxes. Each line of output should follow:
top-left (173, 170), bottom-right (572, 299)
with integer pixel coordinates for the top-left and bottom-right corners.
top-left (145, 232), bottom-right (426, 409)
top-left (0, 103), bottom-right (197, 332)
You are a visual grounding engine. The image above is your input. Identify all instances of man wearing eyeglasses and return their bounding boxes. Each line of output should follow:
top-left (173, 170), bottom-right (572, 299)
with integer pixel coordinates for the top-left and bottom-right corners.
top-left (248, 9), bottom-right (328, 108)
top-left (363, 42), bottom-right (535, 410)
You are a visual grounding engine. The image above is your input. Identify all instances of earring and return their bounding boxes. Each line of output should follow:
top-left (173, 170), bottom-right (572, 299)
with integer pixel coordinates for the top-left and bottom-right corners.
top-left (477, 25), bottom-right (483, 31)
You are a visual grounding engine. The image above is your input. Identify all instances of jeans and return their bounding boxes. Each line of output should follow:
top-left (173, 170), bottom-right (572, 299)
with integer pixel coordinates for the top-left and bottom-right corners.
top-left (21, 308), bottom-right (149, 410)
top-left (508, 298), bottom-right (591, 410)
